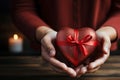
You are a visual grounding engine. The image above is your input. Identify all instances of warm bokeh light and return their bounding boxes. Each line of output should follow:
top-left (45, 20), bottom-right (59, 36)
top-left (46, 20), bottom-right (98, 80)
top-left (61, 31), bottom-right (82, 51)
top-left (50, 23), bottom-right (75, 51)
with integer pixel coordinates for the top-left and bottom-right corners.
top-left (13, 34), bottom-right (18, 40)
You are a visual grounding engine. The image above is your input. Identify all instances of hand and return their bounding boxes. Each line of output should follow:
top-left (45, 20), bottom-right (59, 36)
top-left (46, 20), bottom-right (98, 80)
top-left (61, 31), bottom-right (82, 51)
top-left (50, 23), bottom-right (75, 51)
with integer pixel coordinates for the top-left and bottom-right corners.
top-left (75, 26), bottom-right (117, 77)
top-left (40, 30), bottom-right (77, 77)
top-left (87, 31), bottom-right (111, 72)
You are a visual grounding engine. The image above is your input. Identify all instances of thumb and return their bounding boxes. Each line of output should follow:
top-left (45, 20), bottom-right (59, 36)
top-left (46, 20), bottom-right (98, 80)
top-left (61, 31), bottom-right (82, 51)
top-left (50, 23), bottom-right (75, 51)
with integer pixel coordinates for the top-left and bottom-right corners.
top-left (102, 37), bottom-right (111, 54)
top-left (41, 37), bottom-right (56, 57)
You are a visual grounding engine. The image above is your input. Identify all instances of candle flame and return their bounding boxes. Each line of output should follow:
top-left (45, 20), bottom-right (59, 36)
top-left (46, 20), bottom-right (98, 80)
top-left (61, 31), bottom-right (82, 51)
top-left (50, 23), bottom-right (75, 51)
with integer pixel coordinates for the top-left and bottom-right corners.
top-left (13, 34), bottom-right (18, 40)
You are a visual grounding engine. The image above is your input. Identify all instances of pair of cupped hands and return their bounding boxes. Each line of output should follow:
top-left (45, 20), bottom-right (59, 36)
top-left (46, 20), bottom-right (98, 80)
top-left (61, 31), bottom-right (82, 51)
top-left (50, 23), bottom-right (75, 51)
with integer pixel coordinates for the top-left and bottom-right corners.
top-left (38, 27), bottom-right (113, 77)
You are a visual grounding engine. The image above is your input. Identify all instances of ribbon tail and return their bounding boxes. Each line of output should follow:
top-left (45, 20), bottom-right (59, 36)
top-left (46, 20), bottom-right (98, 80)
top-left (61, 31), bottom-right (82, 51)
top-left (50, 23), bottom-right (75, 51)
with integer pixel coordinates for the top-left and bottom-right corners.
top-left (80, 45), bottom-right (88, 56)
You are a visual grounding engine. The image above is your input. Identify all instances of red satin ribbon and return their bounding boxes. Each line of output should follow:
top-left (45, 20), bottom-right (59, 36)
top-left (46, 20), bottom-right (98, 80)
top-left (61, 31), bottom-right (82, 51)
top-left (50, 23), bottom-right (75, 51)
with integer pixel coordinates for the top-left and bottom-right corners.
top-left (57, 29), bottom-right (98, 58)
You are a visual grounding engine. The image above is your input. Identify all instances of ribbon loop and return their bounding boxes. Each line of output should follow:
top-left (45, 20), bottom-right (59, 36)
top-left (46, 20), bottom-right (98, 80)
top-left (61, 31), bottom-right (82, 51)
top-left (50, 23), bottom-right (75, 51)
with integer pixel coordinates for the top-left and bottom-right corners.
top-left (80, 35), bottom-right (92, 43)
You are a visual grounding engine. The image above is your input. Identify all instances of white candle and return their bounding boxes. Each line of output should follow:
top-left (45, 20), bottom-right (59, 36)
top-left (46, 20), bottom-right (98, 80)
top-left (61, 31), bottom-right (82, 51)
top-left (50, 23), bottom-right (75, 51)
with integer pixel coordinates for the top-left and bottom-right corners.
top-left (9, 34), bottom-right (23, 53)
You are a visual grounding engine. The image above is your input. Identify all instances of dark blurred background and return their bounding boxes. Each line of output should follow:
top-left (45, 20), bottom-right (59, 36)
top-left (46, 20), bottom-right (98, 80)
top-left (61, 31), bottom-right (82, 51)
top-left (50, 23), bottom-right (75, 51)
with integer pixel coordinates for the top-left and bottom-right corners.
top-left (0, 1), bottom-right (119, 80)
top-left (0, 0), bottom-right (39, 55)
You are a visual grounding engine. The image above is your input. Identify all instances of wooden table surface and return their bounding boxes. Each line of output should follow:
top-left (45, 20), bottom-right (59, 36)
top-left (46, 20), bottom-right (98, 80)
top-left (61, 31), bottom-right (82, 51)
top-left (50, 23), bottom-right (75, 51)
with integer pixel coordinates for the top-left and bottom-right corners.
top-left (0, 55), bottom-right (119, 80)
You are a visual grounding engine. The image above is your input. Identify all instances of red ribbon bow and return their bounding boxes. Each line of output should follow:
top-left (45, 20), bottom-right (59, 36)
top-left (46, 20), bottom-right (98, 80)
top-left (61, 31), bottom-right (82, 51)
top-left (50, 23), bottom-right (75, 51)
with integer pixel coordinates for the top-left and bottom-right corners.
top-left (67, 29), bottom-right (98, 56)
top-left (57, 29), bottom-right (98, 60)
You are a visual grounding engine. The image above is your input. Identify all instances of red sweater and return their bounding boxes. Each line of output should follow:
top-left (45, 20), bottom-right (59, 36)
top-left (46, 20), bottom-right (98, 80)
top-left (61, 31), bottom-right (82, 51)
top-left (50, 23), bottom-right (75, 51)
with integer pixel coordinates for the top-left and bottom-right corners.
top-left (12, 0), bottom-right (120, 50)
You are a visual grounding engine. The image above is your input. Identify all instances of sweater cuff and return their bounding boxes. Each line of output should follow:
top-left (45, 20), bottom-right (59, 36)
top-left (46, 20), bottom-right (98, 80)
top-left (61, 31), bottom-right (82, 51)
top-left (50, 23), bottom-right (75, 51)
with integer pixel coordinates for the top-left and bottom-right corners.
top-left (36, 26), bottom-right (55, 42)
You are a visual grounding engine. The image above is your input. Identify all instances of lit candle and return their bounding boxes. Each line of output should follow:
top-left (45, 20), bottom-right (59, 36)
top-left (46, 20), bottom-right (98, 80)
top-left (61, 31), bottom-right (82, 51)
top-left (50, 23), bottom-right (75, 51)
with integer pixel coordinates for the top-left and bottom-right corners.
top-left (9, 34), bottom-right (23, 53)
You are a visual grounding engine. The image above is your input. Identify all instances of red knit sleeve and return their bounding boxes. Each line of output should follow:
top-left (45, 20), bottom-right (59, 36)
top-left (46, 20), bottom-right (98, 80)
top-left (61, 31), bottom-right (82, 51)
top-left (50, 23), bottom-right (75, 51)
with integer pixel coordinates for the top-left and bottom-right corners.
top-left (12, 0), bottom-right (49, 42)
top-left (102, 0), bottom-right (120, 40)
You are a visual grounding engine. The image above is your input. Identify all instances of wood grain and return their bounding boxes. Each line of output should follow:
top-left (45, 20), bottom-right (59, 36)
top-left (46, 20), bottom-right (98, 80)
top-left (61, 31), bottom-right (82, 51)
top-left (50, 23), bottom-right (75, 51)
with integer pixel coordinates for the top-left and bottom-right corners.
top-left (0, 55), bottom-right (119, 80)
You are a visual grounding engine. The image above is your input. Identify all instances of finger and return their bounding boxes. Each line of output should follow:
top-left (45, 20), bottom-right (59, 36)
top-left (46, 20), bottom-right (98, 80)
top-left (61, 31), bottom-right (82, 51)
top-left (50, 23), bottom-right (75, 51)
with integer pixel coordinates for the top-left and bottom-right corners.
top-left (88, 53), bottom-right (109, 70)
top-left (49, 63), bottom-right (66, 73)
top-left (77, 66), bottom-right (87, 77)
top-left (87, 37), bottom-right (111, 71)
top-left (49, 58), bottom-right (76, 77)
top-left (41, 46), bottom-right (66, 69)
top-left (41, 51), bottom-right (64, 73)
top-left (75, 65), bottom-right (84, 73)
top-left (66, 67), bottom-right (77, 77)
top-left (87, 66), bottom-right (101, 73)
top-left (41, 46), bottom-right (76, 77)
top-left (41, 37), bottom-right (56, 56)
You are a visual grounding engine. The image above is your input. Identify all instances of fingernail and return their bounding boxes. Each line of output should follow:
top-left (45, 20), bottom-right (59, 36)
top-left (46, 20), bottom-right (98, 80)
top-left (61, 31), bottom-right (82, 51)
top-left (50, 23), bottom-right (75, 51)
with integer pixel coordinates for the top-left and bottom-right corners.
top-left (76, 68), bottom-right (80, 74)
top-left (67, 68), bottom-right (77, 77)
top-left (71, 73), bottom-right (77, 77)
top-left (89, 63), bottom-right (95, 69)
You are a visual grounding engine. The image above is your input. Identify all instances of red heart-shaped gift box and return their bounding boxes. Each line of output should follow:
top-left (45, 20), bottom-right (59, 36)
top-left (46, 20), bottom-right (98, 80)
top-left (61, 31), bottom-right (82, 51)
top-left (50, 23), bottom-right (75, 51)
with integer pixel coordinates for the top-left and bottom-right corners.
top-left (55, 27), bottom-right (98, 67)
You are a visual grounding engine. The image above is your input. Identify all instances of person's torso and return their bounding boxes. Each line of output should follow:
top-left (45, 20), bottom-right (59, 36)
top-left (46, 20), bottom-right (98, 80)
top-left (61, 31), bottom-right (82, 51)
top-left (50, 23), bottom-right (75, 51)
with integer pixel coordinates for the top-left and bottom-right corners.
top-left (35, 0), bottom-right (111, 31)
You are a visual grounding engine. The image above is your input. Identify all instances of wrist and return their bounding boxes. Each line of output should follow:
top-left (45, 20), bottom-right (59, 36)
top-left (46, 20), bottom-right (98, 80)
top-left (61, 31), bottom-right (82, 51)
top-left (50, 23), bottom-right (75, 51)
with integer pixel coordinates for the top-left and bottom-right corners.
top-left (96, 26), bottom-right (117, 41)
top-left (36, 26), bottom-right (55, 42)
